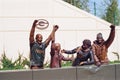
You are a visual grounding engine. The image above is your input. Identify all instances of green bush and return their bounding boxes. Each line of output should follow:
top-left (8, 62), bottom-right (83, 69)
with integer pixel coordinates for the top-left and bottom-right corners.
top-left (110, 60), bottom-right (120, 64)
top-left (0, 52), bottom-right (30, 70)
top-left (62, 61), bottom-right (72, 67)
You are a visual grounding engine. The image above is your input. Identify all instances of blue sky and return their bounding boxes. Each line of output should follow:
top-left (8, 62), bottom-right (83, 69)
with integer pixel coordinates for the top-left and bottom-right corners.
top-left (89, 0), bottom-right (120, 17)
top-left (89, 0), bottom-right (120, 7)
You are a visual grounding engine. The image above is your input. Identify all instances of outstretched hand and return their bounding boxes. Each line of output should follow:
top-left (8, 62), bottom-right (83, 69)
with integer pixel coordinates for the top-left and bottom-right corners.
top-left (96, 62), bottom-right (101, 67)
top-left (80, 62), bottom-right (85, 66)
top-left (61, 49), bottom-right (65, 53)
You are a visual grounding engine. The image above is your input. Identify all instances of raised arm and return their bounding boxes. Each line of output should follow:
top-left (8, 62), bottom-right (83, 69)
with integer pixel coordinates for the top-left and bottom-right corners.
top-left (50, 43), bottom-right (56, 56)
top-left (105, 25), bottom-right (115, 48)
top-left (44, 25), bottom-right (58, 47)
top-left (29, 20), bottom-right (38, 44)
top-left (50, 32), bottom-right (56, 56)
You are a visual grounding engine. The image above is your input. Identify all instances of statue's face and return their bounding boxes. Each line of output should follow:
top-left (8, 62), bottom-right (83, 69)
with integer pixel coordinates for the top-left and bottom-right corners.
top-left (97, 37), bottom-right (104, 44)
top-left (36, 34), bottom-right (43, 43)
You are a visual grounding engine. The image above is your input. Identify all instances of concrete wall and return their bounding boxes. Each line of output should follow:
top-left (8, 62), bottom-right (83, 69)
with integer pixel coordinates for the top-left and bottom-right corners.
top-left (0, 64), bottom-right (120, 80)
top-left (116, 64), bottom-right (120, 80)
top-left (77, 64), bottom-right (116, 80)
top-left (0, 70), bottom-right (32, 80)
